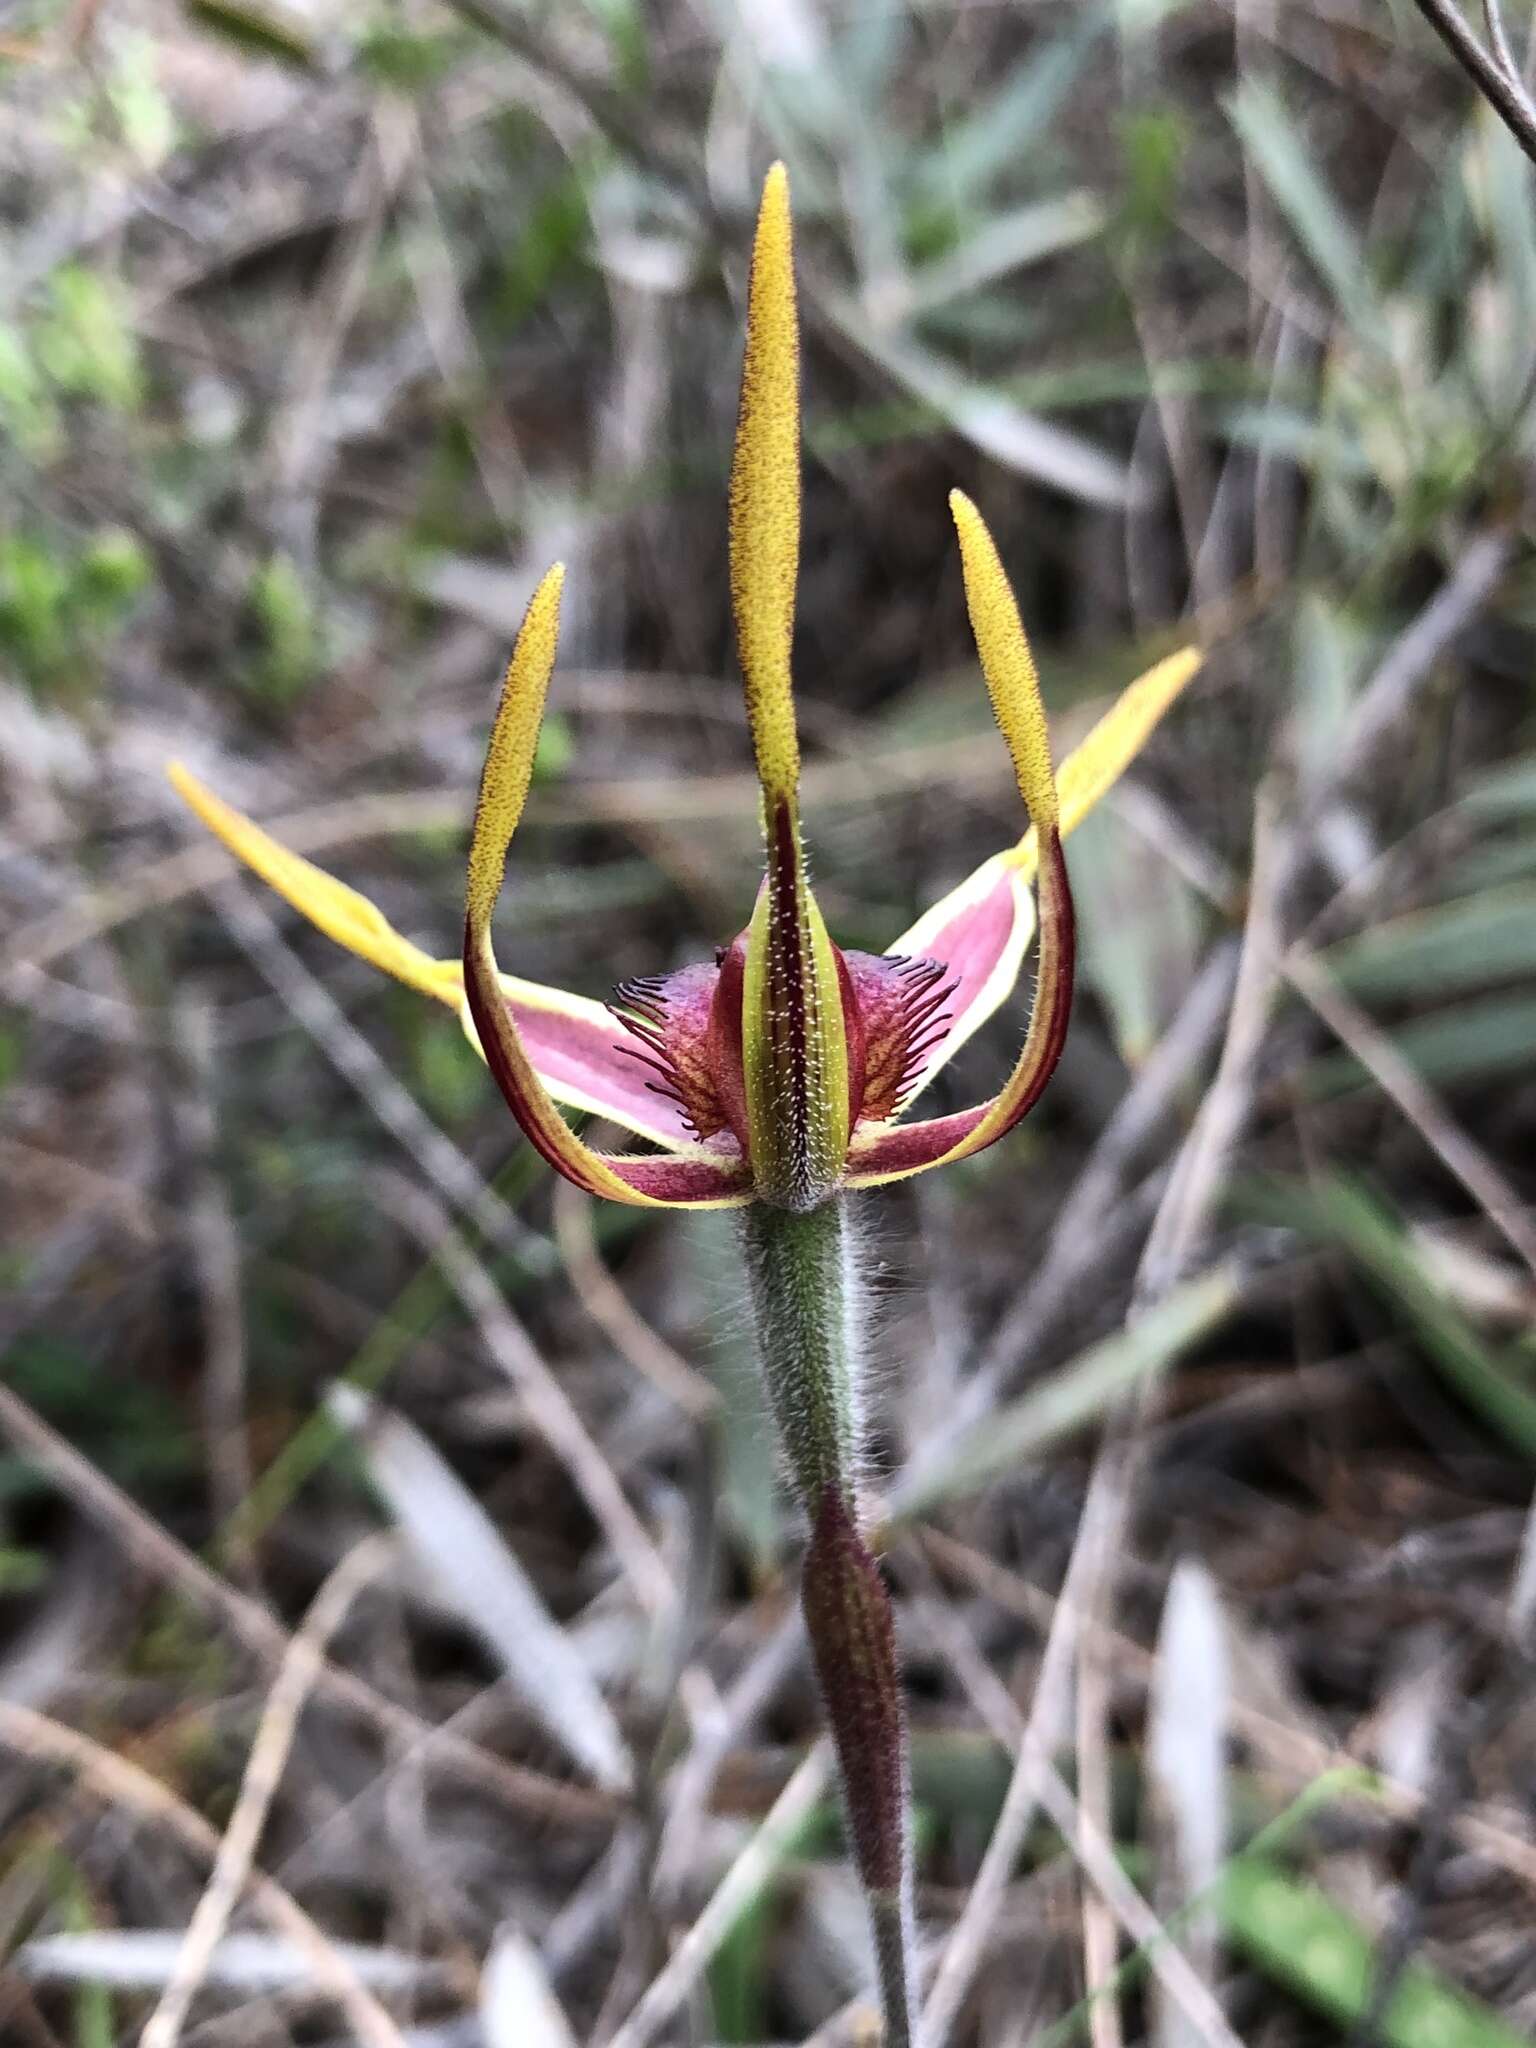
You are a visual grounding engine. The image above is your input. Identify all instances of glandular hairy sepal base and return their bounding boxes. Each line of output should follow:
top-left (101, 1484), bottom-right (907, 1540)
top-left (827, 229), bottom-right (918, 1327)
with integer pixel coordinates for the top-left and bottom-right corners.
top-left (742, 799), bottom-right (850, 1213)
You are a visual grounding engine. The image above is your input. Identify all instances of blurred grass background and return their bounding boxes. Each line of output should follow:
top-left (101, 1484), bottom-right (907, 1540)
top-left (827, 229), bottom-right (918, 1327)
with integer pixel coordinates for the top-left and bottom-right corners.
top-left (4, 0), bottom-right (1536, 2042)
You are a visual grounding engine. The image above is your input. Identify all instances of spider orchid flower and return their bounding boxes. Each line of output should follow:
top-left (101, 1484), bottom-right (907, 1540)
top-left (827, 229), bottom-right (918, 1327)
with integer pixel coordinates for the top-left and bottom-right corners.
top-left (168, 165), bottom-right (1201, 2048)
top-left (168, 168), bottom-right (1198, 1223)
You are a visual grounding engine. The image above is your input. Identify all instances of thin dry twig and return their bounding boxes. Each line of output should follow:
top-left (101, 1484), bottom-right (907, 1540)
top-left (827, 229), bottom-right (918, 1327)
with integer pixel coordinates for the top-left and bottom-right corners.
top-left (1282, 942), bottom-right (1536, 1282)
top-left (260, 105), bottom-right (413, 551)
top-left (140, 1536), bottom-right (393, 2048)
top-left (601, 1742), bottom-right (831, 2048)
top-left (552, 1177), bottom-right (718, 1419)
top-left (1136, 781), bottom-right (1284, 1306)
top-left (1401, 0), bottom-right (1536, 163)
top-left (1300, 530), bottom-right (1511, 834)
top-left (916, 1585), bottom-right (1244, 2048)
top-left (919, 1477), bottom-right (1112, 2044)
top-left (0, 1377), bottom-right (612, 1827)
top-left (984, 787), bottom-right (1283, 2047)
top-left (11, 730), bottom-right (1020, 979)
top-left (173, 995), bottom-right (256, 1578)
top-left (1078, 1563), bottom-right (1127, 2048)
top-left (928, 941), bottom-right (1239, 1459)
top-left (653, 1603), bottom-right (803, 1899)
top-left (922, 1526), bottom-right (1536, 1894)
top-left (377, 1169), bottom-right (675, 1617)
top-left (0, 1698), bottom-right (409, 2048)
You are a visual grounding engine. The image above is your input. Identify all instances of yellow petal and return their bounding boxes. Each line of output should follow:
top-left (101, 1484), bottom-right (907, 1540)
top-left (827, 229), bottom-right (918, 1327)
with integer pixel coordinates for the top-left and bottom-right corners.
top-left (881, 638), bottom-right (1200, 1110)
top-left (729, 162), bottom-right (802, 809)
top-left (1055, 644), bottom-right (1202, 843)
top-left (463, 566), bottom-right (751, 1209)
top-left (166, 761), bottom-right (458, 1004)
top-left (841, 498), bottom-right (1077, 1189)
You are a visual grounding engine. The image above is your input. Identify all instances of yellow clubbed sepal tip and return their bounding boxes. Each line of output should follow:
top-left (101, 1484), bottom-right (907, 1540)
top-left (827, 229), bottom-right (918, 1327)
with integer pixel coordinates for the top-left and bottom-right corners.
top-left (466, 563), bottom-right (564, 933)
top-left (730, 162), bottom-right (802, 809)
top-left (949, 490), bottom-right (1059, 833)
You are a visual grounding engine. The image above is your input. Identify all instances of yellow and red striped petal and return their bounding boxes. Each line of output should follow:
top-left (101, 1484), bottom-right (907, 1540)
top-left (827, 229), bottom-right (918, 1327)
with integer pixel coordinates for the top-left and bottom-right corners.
top-left (875, 642), bottom-right (1201, 1109)
top-left (843, 498), bottom-right (1076, 1187)
top-left (166, 760), bottom-right (725, 1155)
top-left (465, 566), bottom-right (750, 1209)
top-left (844, 834), bottom-right (1073, 1185)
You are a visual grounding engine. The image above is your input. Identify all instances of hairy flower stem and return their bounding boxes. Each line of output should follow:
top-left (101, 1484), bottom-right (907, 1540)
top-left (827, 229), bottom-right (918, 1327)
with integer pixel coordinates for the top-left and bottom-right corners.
top-left (740, 1197), bottom-right (918, 2046)
top-left (740, 1198), bottom-right (860, 1509)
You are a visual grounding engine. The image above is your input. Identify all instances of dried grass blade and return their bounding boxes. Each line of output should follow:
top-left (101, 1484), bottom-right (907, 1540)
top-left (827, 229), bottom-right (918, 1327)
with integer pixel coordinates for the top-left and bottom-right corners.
top-left (328, 1385), bottom-right (634, 1793)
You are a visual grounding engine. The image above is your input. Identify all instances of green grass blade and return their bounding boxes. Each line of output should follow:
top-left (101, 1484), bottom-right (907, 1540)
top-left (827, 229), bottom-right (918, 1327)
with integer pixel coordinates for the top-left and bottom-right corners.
top-left (1323, 886), bottom-right (1536, 1000)
top-left (893, 1266), bottom-right (1240, 1521)
top-left (1303, 994), bottom-right (1536, 1100)
top-left (1265, 1178), bottom-right (1536, 1459)
top-left (1220, 1857), bottom-right (1534, 2048)
top-left (1227, 83), bottom-right (1387, 347)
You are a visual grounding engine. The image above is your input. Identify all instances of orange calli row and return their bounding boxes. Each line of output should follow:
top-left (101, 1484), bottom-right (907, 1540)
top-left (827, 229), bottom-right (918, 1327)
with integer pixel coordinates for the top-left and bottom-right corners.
top-left (169, 164), bottom-right (1199, 1214)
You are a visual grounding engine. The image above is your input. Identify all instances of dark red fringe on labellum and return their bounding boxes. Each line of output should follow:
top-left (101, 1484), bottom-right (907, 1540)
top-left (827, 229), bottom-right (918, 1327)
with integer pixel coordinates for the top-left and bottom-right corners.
top-left (610, 962), bottom-right (733, 1144)
top-left (609, 934), bottom-right (957, 1166)
top-left (841, 951), bottom-right (955, 1122)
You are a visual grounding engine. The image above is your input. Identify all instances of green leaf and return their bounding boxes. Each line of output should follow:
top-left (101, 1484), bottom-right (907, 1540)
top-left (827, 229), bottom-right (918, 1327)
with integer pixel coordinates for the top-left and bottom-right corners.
top-left (77, 527), bottom-right (151, 619)
top-left (0, 1337), bottom-right (195, 1496)
top-left (249, 551), bottom-right (321, 703)
top-left (1116, 106), bottom-right (1188, 255)
top-left (1465, 753), bottom-right (1536, 815)
top-left (0, 322), bottom-right (60, 460)
top-left (1228, 83), bottom-right (1386, 347)
top-left (894, 1266), bottom-right (1241, 1520)
top-left (1303, 993), bottom-right (1536, 1100)
top-left (1323, 887), bottom-right (1536, 1000)
top-left (410, 1012), bottom-right (485, 1126)
top-left (1068, 801), bottom-right (1201, 1066)
top-left (908, 20), bottom-right (1096, 210)
top-left (708, 1795), bottom-right (832, 2040)
top-left (1264, 1177), bottom-right (1536, 1459)
top-left (184, 0), bottom-right (320, 69)
top-left (1291, 595), bottom-right (1370, 784)
top-left (1220, 1857), bottom-right (1534, 2048)
top-left (35, 267), bottom-right (143, 410)
top-left (357, 23), bottom-right (464, 88)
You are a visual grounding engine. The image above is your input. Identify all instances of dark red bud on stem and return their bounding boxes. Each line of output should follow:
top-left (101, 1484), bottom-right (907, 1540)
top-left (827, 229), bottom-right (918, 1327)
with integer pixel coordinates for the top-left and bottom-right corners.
top-left (802, 1482), bottom-right (917, 2043)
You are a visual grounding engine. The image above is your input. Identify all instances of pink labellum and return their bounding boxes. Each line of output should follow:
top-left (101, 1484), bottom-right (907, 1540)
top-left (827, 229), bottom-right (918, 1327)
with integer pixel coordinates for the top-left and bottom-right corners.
top-left (464, 920), bottom-right (753, 1207)
top-left (507, 985), bottom-right (722, 1154)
